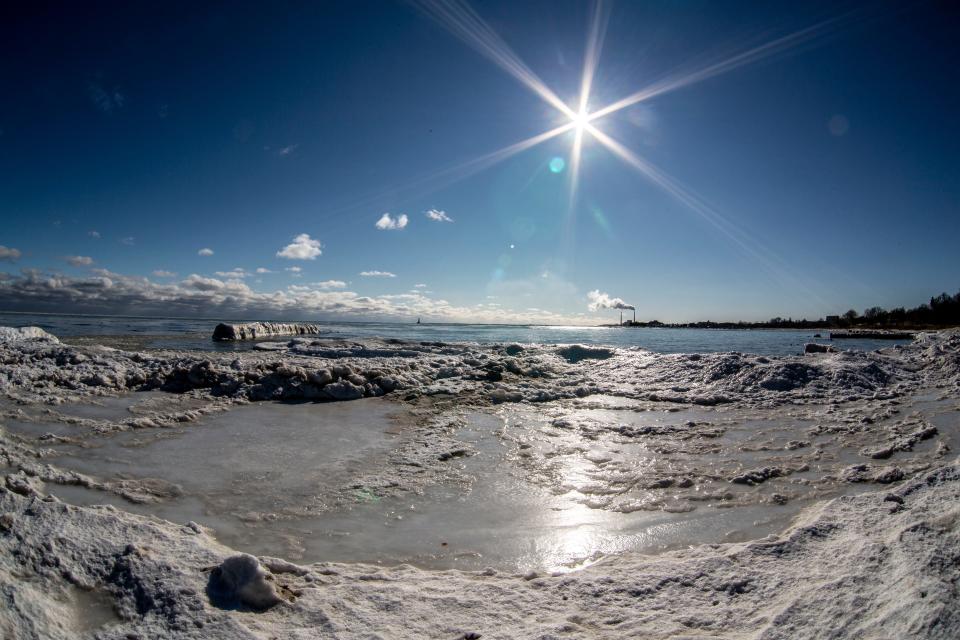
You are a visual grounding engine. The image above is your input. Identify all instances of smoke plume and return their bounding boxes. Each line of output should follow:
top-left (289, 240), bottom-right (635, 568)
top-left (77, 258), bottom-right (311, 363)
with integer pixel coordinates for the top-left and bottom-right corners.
top-left (587, 289), bottom-right (635, 311)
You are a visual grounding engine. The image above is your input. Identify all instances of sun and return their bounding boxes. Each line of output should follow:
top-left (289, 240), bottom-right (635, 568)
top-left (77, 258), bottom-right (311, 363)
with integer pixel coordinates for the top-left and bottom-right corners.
top-left (572, 109), bottom-right (590, 132)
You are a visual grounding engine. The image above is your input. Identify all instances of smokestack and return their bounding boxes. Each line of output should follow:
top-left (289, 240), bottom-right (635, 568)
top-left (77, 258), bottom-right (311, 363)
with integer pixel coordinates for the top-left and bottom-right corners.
top-left (633, 309), bottom-right (636, 323)
top-left (620, 311), bottom-right (623, 325)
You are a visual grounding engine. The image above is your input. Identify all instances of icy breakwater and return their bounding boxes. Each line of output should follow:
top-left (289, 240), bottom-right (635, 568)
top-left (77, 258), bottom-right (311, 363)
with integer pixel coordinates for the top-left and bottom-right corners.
top-left (212, 322), bottom-right (326, 341)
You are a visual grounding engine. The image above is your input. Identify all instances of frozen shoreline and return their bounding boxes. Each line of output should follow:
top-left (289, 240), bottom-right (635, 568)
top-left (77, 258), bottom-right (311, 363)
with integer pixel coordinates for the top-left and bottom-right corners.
top-left (1, 327), bottom-right (958, 638)
top-left (3, 459), bottom-right (957, 639)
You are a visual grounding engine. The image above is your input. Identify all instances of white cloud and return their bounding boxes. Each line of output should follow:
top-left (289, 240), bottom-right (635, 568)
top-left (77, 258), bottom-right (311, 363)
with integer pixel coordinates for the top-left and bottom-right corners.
top-left (180, 274), bottom-right (253, 293)
top-left (414, 283), bottom-right (427, 288)
top-left (198, 248), bottom-right (214, 256)
top-left (285, 266), bottom-right (302, 273)
top-left (120, 237), bottom-right (135, 246)
top-left (313, 280), bottom-right (347, 289)
top-left (255, 267), bottom-right (272, 274)
top-left (277, 144), bottom-right (299, 156)
top-left (66, 255), bottom-right (94, 267)
top-left (152, 270), bottom-right (176, 277)
top-left (214, 268), bottom-right (250, 279)
top-left (88, 231), bottom-right (101, 239)
top-left (360, 270), bottom-right (396, 278)
top-left (425, 209), bottom-right (453, 223)
top-left (375, 213), bottom-right (408, 230)
top-left (587, 289), bottom-right (635, 312)
top-left (276, 233), bottom-right (322, 260)
top-left (0, 246), bottom-right (22, 262)
top-left (90, 268), bottom-right (121, 278)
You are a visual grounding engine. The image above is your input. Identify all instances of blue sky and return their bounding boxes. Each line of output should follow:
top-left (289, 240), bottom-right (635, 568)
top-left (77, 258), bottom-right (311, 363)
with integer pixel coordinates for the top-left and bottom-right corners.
top-left (1, 0), bottom-right (957, 323)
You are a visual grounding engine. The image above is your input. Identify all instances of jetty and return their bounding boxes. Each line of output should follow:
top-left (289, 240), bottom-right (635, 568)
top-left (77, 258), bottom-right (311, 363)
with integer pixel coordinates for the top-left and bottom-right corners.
top-left (212, 322), bottom-right (326, 341)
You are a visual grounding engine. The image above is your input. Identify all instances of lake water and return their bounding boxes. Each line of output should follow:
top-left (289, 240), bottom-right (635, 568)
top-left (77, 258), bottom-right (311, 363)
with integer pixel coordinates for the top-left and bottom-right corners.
top-left (0, 311), bottom-right (908, 356)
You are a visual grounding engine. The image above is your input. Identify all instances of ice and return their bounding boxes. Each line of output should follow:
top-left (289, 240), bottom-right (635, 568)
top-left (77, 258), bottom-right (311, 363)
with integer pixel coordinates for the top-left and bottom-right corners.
top-left (33, 393), bottom-right (960, 572)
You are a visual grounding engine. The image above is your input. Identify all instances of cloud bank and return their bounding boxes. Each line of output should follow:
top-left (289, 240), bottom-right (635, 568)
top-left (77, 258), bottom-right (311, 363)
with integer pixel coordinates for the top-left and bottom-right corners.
top-left (0, 269), bottom-right (588, 325)
top-left (360, 270), bottom-right (396, 278)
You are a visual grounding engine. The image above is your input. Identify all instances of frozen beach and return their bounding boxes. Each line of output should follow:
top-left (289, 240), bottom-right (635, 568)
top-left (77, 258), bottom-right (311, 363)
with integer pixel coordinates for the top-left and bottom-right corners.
top-left (1, 325), bottom-right (958, 638)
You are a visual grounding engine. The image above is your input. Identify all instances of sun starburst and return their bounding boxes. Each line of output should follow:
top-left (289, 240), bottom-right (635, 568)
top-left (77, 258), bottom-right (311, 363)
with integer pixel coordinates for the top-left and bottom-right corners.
top-left (410, 0), bottom-right (865, 299)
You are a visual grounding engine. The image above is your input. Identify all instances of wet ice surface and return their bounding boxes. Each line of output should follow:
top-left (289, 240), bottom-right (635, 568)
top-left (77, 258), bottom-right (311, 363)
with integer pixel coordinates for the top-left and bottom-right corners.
top-left (11, 388), bottom-right (958, 573)
top-left (23, 396), bottom-right (405, 517)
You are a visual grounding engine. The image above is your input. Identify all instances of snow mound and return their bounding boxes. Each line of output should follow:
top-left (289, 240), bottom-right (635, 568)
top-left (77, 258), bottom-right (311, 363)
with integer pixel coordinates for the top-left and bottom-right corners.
top-left (0, 326), bottom-right (59, 343)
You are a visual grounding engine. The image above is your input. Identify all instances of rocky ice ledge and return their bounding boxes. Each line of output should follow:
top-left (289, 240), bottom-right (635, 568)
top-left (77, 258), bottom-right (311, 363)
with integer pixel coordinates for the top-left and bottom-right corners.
top-left (1, 327), bottom-right (958, 407)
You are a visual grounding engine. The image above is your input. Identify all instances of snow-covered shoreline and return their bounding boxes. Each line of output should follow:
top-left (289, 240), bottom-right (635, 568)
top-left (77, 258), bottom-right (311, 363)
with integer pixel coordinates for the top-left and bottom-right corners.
top-left (3, 458), bottom-right (957, 639)
top-left (1, 327), bottom-right (958, 638)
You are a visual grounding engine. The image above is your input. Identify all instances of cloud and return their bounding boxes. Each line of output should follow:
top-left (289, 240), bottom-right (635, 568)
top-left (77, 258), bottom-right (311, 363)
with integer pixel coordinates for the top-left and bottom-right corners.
top-left (255, 267), bottom-right (272, 274)
top-left (198, 248), bottom-right (214, 256)
top-left (313, 280), bottom-right (347, 289)
top-left (214, 268), bottom-right (250, 279)
top-left (0, 269), bottom-right (593, 325)
top-left (88, 82), bottom-right (125, 114)
top-left (66, 255), bottom-right (94, 267)
top-left (414, 283), bottom-right (427, 288)
top-left (276, 234), bottom-right (322, 260)
top-left (0, 246), bottom-right (22, 262)
top-left (425, 209), bottom-right (453, 223)
top-left (277, 144), bottom-right (299, 156)
top-left (152, 270), bottom-right (176, 277)
top-left (360, 270), bottom-right (396, 278)
top-left (181, 274), bottom-right (248, 292)
top-left (285, 266), bottom-right (302, 273)
top-left (587, 289), bottom-right (635, 312)
top-left (375, 213), bottom-right (408, 230)
top-left (120, 237), bottom-right (135, 246)
top-left (88, 231), bottom-right (101, 239)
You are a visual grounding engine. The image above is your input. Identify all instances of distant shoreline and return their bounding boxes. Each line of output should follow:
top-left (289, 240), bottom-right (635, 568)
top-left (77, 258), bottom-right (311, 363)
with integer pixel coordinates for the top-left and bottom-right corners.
top-left (1, 309), bottom-right (956, 332)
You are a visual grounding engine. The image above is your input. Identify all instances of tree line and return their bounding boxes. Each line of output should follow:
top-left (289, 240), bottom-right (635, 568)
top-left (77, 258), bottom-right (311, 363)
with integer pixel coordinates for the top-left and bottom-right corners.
top-left (837, 290), bottom-right (960, 328)
top-left (621, 290), bottom-right (960, 329)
